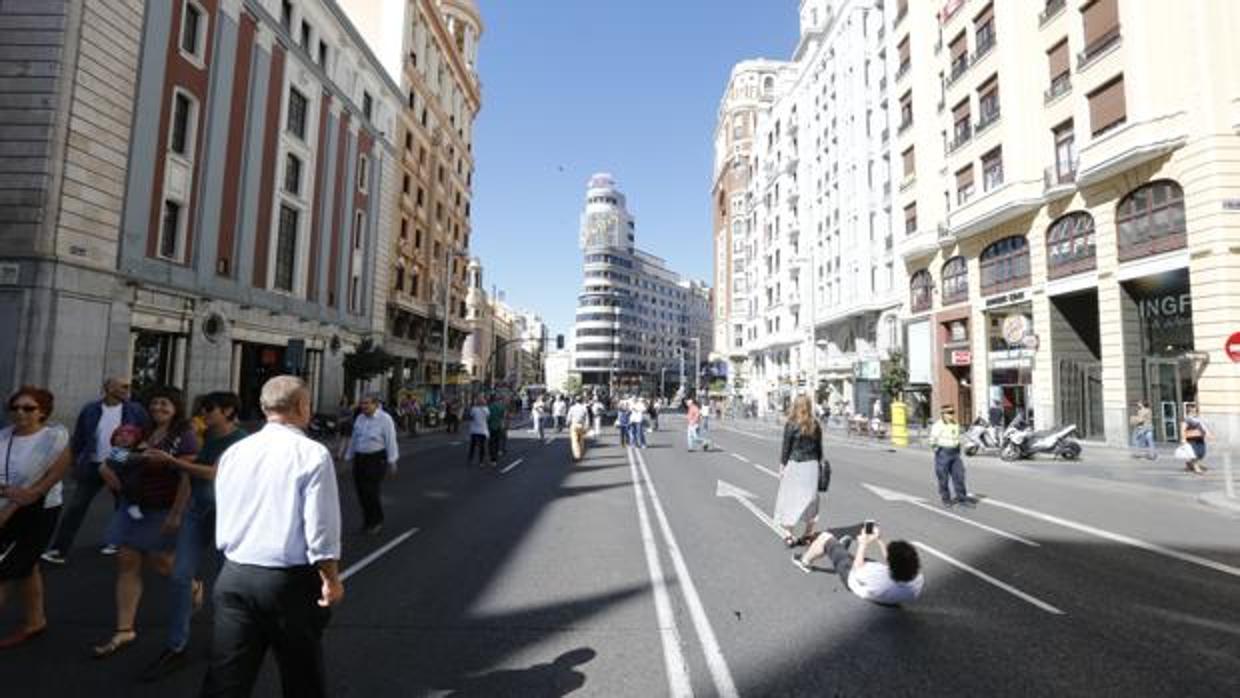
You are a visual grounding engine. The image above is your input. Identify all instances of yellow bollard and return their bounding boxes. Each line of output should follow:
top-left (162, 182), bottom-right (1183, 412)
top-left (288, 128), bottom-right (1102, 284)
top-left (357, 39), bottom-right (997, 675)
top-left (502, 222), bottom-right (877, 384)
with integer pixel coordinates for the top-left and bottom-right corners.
top-left (890, 400), bottom-right (908, 447)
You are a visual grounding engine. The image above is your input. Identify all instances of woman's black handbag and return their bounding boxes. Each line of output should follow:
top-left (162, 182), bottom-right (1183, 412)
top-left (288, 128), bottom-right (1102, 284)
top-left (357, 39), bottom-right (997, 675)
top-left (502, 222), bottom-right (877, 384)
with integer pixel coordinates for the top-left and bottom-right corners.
top-left (817, 460), bottom-right (831, 492)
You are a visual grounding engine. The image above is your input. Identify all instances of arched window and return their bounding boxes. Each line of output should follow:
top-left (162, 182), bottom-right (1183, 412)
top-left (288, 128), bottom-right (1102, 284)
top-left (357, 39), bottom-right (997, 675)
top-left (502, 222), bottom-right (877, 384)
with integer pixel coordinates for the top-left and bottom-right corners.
top-left (1116, 180), bottom-right (1185, 262)
top-left (941, 256), bottom-right (968, 305)
top-left (910, 269), bottom-right (932, 312)
top-left (979, 235), bottom-right (1030, 295)
top-left (1046, 211), bottom-right (1096, 279)
top-left (763, 76), bottom-right (775, 94)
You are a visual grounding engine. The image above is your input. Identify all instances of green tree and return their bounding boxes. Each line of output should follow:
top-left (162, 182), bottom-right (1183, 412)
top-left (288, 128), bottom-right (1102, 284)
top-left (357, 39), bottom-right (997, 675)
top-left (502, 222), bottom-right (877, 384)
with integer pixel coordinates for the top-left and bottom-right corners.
top-left (881, 349), bottom-right (909, 400)
top-left (343, 339), bottom-right (399, 389)
top-left (562, 374), bottom-right (583, 394)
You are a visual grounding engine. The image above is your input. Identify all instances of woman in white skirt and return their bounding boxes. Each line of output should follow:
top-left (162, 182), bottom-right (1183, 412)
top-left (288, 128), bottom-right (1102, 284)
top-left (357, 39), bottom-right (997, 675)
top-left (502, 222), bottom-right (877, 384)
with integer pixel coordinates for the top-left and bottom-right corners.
top-left (773, 395), bottom-right (828, 548)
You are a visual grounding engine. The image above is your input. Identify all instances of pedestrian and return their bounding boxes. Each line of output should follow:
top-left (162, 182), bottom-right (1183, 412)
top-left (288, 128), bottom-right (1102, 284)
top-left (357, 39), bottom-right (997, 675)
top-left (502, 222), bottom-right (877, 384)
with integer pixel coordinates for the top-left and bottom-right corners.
top-left (1129, 400), bottom-right (1156, 460)
top-left (0, 386), bottom-right (71, 649)
top-left (870, 397), bottom-right (883, 437)
top-left (567, 396), bottom-right (590, 462)
top-left (466, 396), bottom-right (490, 467)
top-left (41, 378), bottom-right (149, 565)
top-left (773, 395), bottom-right (825, 548)
top-left (648, 399), bottom-right (659, 432)
top-left (629, 397), bottom-right (648, 449)
top-left (141, 391), bottom-right (248, 680)
top-left (1180, 404), bottom-right (1210, 475)
top-left (92, 386), bottom-right (199, 659)
top-left (201, 376), bottom-right (343, 697)
top-left (686, 399), bottom-right (703, 451)
top-left (794, 523), bottom-right (924, 605)
top-left (929, 405), bottom-right (973, 508)
top-left (590, 395), bottom-right (604, 437)
top-left (487, 395), bottom-right (508, 466)
top-left (616, 400), bottom-right (631, 447)
top-left (553, 395), bottom-right (567, 433)
top-left (345, 394), bottom-right (400, 534)
top-left (531, 397), bottom-right (546, 441)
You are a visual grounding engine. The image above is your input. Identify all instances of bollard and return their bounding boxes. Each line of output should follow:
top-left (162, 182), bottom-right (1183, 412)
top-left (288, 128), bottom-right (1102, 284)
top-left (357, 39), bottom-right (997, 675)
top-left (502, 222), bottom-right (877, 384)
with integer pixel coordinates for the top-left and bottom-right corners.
top-left (1226, 414), bottom-right (1238, 500)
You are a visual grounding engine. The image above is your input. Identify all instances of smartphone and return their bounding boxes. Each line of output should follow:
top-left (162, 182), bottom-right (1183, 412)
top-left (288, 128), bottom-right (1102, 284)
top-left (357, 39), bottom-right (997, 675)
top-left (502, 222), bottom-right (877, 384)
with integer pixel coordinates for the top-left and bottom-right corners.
top-left (863, 520), bottom-right (876, 535)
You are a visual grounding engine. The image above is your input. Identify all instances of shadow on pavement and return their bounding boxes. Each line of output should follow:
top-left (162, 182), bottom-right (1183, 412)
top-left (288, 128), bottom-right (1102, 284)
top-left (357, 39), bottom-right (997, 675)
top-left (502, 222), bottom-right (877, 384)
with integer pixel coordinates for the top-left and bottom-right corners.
top-left (436, 647), bottom-right (596, 697)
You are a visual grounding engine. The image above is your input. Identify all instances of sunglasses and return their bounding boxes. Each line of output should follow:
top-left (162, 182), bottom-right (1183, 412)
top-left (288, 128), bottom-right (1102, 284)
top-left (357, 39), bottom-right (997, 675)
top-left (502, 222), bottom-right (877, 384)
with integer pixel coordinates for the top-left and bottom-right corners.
top-left (9, 404), bottom-right (40, 413)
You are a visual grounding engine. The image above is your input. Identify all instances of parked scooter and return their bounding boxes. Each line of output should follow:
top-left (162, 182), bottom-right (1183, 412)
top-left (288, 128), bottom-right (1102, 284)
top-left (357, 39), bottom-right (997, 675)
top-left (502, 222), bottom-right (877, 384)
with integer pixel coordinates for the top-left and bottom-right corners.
top-left (1000, 413), bottom-right (1082, 461)
top-left (961, 416), bottom-right (1002, 456)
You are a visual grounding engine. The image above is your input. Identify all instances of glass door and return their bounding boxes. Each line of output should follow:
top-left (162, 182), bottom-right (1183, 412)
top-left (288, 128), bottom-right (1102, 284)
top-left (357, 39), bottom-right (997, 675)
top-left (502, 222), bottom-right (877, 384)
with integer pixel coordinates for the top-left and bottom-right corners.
top-left (1145, 359), bottom-right (1182, 442)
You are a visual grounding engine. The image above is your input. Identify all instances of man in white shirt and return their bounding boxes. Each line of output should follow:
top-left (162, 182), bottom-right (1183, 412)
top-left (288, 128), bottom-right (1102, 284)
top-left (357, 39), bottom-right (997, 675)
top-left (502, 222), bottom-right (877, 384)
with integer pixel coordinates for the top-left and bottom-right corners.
top-left (553, 396), bottom-right (568, 433)
top-left (566, 397), bottom-right (591, 462)
top-left (530, 397), bottom-right (546, 441)
top-left (202, 376), bottom-right (342, 698)
top-left (589, 396), bottom-right (604, 437)
top-left (345, 394), bottom-right (400, 535)
top-left (794, 524), bottom-right (924, 606)
top-left (466, 396), bottom-right (490, 466)
top-left (629, 397), bottom-right (648, 449)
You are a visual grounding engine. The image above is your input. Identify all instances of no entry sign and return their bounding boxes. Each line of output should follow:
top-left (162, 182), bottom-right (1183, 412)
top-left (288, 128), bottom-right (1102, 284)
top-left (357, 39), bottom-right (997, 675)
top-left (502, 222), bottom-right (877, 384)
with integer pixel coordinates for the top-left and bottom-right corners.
top-left (1228, 332), bottom-right (1240, 363)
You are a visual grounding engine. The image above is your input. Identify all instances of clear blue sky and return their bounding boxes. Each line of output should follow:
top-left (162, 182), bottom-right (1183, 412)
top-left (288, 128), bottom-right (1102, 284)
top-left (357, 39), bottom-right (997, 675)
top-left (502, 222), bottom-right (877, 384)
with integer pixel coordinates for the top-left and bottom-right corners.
top-left (470, 1), bottom-right (797, 337)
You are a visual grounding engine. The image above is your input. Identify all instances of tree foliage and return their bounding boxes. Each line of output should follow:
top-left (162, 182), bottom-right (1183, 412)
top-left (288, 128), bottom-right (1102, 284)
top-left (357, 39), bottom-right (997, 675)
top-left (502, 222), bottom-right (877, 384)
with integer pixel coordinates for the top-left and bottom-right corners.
top-left (343, 339), bottom-right (399, 384)
top-left (562, 374), bottom-right (583, 394)
top-left (882, 349), bottom-right (909, 400)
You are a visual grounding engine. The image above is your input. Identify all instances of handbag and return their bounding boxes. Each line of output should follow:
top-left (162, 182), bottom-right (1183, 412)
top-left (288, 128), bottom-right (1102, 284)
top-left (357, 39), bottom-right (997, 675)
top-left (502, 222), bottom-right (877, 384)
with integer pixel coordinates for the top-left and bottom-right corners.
top-left (1174, 443), bottom-right (1196, 460)
top-left (817, 459), bottom-right (831, 492)
top-left (1183, 427), bottom-right (1203, 440)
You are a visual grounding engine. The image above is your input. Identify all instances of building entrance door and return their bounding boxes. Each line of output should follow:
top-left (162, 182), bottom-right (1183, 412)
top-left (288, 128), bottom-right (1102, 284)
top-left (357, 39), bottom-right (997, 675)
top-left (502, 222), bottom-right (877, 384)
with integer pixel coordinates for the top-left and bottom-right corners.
top-left (1145, 358), bottom-right (1195, 443)
top-left (1058, 360), bottom-right (1104, 439)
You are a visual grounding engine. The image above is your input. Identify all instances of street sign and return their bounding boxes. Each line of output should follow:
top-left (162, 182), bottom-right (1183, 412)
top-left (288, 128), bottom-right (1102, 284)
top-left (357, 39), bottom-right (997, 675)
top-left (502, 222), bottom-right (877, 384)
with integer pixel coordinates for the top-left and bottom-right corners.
top-left (1227, 332), bottom-right (1240, 363)
top-left (949, 350), bottom-right (972, 366)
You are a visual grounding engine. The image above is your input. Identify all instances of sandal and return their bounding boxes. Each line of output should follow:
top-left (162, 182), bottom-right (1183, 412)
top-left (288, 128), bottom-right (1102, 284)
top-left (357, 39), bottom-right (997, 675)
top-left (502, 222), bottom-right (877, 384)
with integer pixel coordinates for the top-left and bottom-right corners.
top-left (0, 624), bottom-right (46, 650)
top-left (92, 629), bottom-right (136, 659)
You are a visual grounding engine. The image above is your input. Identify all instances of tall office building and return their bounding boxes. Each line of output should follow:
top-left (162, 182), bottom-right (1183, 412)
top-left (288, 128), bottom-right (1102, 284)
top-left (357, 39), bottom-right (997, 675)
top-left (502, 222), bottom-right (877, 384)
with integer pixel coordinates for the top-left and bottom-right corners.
top-left (574, 174), bottom-right (712, 394)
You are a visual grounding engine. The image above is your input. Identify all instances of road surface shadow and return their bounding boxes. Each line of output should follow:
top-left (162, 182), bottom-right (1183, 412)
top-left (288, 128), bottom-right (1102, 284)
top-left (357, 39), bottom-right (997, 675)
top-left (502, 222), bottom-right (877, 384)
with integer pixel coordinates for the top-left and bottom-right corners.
top-left (435, 647), bottom-right (596, 697)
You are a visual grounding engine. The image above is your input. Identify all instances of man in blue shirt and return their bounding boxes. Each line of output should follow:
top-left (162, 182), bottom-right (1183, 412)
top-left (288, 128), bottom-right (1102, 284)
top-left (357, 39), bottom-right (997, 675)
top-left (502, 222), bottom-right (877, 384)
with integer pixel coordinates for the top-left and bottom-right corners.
top-left (345, 393), bottom-right (400, 535)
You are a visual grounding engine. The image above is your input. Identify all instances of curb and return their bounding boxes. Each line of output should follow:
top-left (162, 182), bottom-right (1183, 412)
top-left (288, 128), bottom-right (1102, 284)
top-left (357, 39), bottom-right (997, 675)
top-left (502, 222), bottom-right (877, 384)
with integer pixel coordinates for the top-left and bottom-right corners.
top-left (1198, 491), bottom-right (1240, 516)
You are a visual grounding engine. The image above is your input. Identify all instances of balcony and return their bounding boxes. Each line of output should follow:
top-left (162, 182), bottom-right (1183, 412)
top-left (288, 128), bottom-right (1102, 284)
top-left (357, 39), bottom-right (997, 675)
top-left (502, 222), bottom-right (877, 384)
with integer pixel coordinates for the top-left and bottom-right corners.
top-left (947, 177), bottom-right (1045, 242)
top-left (1039, 0), bottom-right (1066, 26)
top-left (1075, 110), bottom-right (1189, 186)
top-left (895, 61), bottom-right (911, 82)
top-left (897, 117), bottom-right (913, 136)
top-left (975, 108), bottom-right (1001, 136)
top-left (946, 124), bottom-right (972, 155)
top-left (1077, 26), bottom-right (1122, 71)
top-left (897, 229), bottom-right (939, 261)
top-left (945, 58), bottom-right (968, 87)
top-left (936, 222), bottom-right (955, 244)
top-left (881, 127), bottom-right (889, 143)
top-left (879, 76), bottom-right (887, 92)
top-left (1044, 74), bottom-right (1072, 104)
top-left (972, 33), bottom-right (996, 65)
top-left (899, 175), bottom-right (916, 194)
top-left (1043, 160), bottom-right (1078, 199)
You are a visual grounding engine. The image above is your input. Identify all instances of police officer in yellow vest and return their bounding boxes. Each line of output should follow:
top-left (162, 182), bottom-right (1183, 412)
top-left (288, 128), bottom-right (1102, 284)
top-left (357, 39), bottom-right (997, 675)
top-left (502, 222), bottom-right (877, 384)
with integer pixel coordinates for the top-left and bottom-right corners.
top-left (929, 405), bottom-right (974, 508)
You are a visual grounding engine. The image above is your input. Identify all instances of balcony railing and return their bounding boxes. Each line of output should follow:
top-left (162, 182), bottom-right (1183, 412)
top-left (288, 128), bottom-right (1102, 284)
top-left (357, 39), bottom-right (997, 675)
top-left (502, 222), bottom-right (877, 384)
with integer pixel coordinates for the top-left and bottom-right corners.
top-left (898, 117), bottom-right (913, 135)
top-left (1044, 74), bottom-right (1072, 103)
top-left (894, 7), bottom-right (908, 28)
top-left (1077, 26), bottom-right (1122, 70)
top-left (1042, 160), bottom-right (1078, 191)
top-left (879, 76), bottom-right (887, 92)
top-left (946, 123), bottom-right (973, 154)
top-left (946, 57), bottom-right (968, 86)
top-left (973, 32), bottom-right (995, 63)
top-left (1039, 0), bottom-right (1066, 26)
top-left (895, 61), bottom-right (911, 82)
top-left (976, 107), bottom-right (1001, 135)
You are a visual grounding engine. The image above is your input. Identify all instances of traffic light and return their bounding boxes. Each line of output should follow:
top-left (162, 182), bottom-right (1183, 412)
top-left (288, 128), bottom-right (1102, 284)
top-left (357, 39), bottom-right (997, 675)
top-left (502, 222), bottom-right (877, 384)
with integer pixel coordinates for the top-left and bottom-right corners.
top-left (556, 334), bottom-right (565, 350)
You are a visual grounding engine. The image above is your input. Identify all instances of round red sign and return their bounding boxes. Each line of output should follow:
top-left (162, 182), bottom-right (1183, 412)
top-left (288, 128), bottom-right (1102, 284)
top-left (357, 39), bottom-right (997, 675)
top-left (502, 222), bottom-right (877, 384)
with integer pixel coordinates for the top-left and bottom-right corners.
top-left (1228, 332), bottom-right (1240, 363)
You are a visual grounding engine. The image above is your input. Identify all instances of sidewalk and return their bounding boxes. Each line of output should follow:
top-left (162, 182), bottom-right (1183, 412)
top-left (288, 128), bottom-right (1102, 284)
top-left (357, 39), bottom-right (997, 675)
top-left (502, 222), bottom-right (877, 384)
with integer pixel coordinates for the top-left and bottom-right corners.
top-left (711, 415), bottom-right (1240, 515)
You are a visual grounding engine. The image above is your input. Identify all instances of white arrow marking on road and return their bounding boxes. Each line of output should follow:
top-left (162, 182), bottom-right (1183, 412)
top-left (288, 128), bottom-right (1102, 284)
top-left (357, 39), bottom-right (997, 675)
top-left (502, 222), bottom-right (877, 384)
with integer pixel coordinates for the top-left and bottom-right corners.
top-left (625, 447), bottom-right (694, 697)
top-left (635, 448), bottom-right (740, 698)
top-left (862, 483), bottom-right (1039, 548)
top-left (341, 528), bottom-right (420, 581)
top-left (716, 479), bottom-right (786, 539)
top-left (913, 541), bottom-right (1065, 615)
top-left (979, 496), bottom-right (1240, 579)
top-left (500, 458), bottom-right (524, 474)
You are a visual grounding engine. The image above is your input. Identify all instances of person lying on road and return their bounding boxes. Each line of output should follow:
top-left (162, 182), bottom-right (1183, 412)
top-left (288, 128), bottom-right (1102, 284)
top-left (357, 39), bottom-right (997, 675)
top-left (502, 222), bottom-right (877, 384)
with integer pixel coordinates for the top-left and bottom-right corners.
top-left (793, 523), bottom-right (924, 606)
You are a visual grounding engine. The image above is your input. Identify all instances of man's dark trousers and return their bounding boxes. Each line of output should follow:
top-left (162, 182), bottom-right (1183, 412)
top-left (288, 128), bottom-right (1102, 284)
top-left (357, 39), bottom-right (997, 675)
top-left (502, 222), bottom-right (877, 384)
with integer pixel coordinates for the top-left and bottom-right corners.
top-left (934, 447), bottom-right (968, 502)
top-left (201, 561), bottom-right (329, 698)
top-left (48, 463), bottom-right (117, 553)
top-left (467, 434), bottom-right (487, 465)
top-left (352, 451), bottom-right (387, 529)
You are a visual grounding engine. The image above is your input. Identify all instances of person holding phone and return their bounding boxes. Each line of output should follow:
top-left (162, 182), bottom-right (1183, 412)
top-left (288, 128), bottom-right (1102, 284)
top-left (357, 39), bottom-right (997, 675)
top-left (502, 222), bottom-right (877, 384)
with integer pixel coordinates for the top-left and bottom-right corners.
top-left (794, 521), bottom-right (924, 606)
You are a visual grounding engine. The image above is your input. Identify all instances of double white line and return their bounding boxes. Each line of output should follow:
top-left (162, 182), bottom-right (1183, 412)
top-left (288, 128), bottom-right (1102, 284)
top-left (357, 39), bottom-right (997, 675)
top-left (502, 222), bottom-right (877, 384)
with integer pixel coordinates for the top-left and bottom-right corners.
top-left (627, 446), bottom-right (739, 698)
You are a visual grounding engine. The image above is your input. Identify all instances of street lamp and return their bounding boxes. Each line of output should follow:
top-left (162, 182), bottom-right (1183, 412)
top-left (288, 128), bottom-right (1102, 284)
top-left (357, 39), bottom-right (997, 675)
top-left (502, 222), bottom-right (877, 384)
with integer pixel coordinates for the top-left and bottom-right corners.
top-left (689, 337), bottom-right (702, 397)
top-left (440, 246), bottom-right (469, 404)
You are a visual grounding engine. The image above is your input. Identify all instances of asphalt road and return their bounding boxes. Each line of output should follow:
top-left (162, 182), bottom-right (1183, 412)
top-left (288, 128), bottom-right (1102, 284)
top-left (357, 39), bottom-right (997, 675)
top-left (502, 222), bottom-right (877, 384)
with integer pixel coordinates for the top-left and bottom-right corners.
top-left (3, 416), bottom-right (1239, 696)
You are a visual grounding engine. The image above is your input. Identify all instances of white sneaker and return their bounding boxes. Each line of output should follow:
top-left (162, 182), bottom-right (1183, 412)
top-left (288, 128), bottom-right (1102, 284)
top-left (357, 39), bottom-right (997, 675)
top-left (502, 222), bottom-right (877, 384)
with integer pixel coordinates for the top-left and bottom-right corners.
top-left (40, 549), bottom-right (66, 565)
top-left (100, 544), bottom-right (119, 555)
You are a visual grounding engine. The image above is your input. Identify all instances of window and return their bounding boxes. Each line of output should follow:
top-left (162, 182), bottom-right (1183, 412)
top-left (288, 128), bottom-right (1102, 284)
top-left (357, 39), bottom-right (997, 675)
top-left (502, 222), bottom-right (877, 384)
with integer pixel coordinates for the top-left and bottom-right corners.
top-left (902, 147), bottom-right (915, 179)
top-left (318, 40), bottom-right (328, 67)
top-left (169, 91), bottom-right (194, 156)
top-left (180, 1), bottom-right (204, 58)
top-left (903, 202), bottom-right (917, 234)
top-left (974, 4), bottom-right (995, 57)
top-left (1088, 75), bottom-right (1125, 136)
top-left (349, 275), bottom-right (360, 313)
top-left (951, 99), bottom-right (971, 150)
top-left (1046, 39), bottom-right (1070, 98)
top-left (159, 200), bottom-right (182, 260)
top-left (910, 269), bottom-right (932, 312)
top-left (941, 256), bottom-right (968, 304)
top-left (949, 32), bottom-right (968, 80)
top-left (1046, 212), bottom-right (1096, 278)
top-left (956, 165), bottom-right (974, 204)
top-left (979, 235), bottom-right (1030, 295)
top-left (977, 76), bottom-right (999, 129)
top-left (1116, 180), bottom-right (1186, 261)
top-left (1080, 0), bottom-right (1120, 62)
top-left (982, 147), bottom-right (1003, 191)
top-left (280, 1), bottom-right (292, 31)
top-left (362, 92), bottom-right (373, 120)
top-left (286, 88), bottom-right (307, 138)
top-left (395, 266), bottom-right (405, 292)
top-left (274, 204), bottom-right (298, 292)
top-left (899, 90), bottom-right (913, 130)
top-left (897, 36), bottom-right (911, 77)
top-left (299, 20), bottom-right (311, 49)
top-left (357, 154), bottom-right (369, 193)
top-left (1053, 120), bottom-right (1076, 182)
top-left (283, 153), bottom-right (302, 195)
top-left (353, 210), bottom-right (365, 250)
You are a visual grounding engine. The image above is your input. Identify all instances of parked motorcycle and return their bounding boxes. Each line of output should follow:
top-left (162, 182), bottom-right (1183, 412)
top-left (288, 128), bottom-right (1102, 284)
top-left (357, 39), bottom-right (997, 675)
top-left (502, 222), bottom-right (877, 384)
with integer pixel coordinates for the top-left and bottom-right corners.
top-left (961, 416), bottom-right (1002, 456)
top-left (1000, 413), bottom-right (1082, 461)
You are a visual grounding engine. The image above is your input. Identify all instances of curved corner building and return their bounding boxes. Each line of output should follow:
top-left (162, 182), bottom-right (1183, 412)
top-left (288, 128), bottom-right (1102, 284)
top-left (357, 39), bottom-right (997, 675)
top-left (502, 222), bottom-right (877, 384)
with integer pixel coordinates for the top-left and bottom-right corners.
top-left (574, 174), bottom-right (712, 393)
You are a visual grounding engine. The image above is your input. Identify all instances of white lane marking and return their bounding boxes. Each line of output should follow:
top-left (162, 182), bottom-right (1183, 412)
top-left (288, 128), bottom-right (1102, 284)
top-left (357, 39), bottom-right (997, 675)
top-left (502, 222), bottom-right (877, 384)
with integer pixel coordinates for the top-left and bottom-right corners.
top-left (912, 541), bottom-right (1065, 616)
top-left (625, 447), bottom-right (694, 697)
top-left (634, 447), bottom-right (740, 698)
top-left (730, 453), bottom-right (750, 463)
top-left (716, 479), bottom-right (785, 539)
top-left (500, 458), bottom-right (524, 474)
top-left (981, 496), bottom-right (1240, 579)
top-left (341, 528), bottom-right (420, 581)
top-left (862, 483), bottom-right (1039, 548)
top-left (752, 463), bottom-right (779, 479)
top-left (449, 441), bottom-right (463, 446)
top-left (715, 424), bottom-right (777, 442)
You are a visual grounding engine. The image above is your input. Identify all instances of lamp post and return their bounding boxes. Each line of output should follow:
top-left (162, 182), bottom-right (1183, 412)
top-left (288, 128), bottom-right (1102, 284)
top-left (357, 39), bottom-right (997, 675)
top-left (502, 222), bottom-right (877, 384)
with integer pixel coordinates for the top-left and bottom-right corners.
top-left (689, 337), bottom-right (702, 397)
top-left (440, 246), bottom-right (469, 404)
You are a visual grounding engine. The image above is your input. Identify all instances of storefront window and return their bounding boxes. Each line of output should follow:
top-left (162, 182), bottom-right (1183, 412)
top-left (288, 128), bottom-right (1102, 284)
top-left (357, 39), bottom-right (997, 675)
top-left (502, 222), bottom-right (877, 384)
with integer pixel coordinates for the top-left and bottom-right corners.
top-left (1116, 179), bottom-right (1185, 262)
top-left (1046, 211), bottom-right (1096, 279)
top-left (941, 256), bottom-right (968, 304)
top-left (131, 331), bottom-right (178, 399)
top-left (910, 269), bottom-right (932, 312)
top-left (979, 235), bottom-right (1030, 295)
top-left (986, 308), bottom-right (1033, 425)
